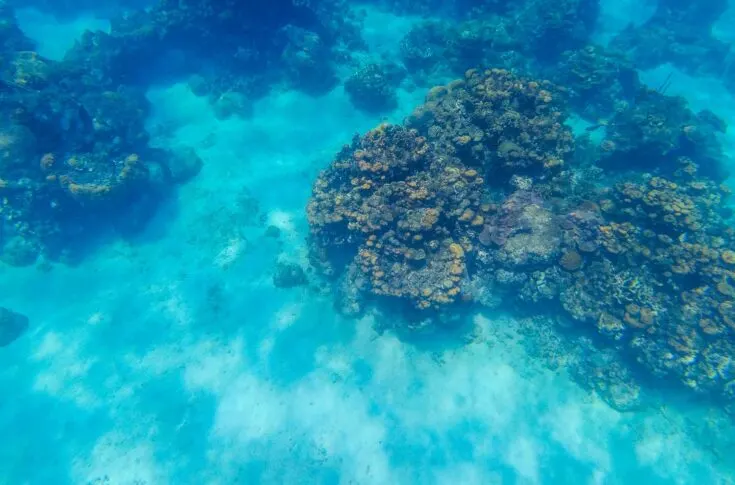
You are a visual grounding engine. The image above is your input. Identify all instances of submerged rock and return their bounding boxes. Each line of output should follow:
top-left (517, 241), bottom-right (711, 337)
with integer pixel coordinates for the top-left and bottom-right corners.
top-left (264, 225), bottom-right (281, 239)
top-left (164, 147), bottom-right (203, 184)
top-left (273, 261), bottom-right (308, 288)
top-left (0, 307), bottom-right (29, 347)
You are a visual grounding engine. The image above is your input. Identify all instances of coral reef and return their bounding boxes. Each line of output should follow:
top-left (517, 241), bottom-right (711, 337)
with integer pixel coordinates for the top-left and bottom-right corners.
top-left (569, 347), bottom-right (644, 411)
top-left (407, 68), bottom-right (573, 179)
top-left (509, 0), bottom-right (600, 61)
top-left (308, 69), bottom-right (574, 312)
top-left (0, 5), bottom-right (200, 261)
top-left (61, 0), bottom-right (361, 103)
top-left (396, 0), bottom-right (601, 88)
top-left (308, 64), bottom-right (735, 406)
top-left (6, 0), bottom-right (735, 415)
top-left (548, 45), bottom-right (640, 122)
top-left (399, 20), bottom-right (511, 82)
top-left (559, 161), bottom-right (735, 398)
top-left (308, 122), bottom-right (480, 311)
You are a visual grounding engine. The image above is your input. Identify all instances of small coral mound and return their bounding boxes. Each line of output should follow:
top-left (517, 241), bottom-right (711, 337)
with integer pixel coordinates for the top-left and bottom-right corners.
top-left (344, 63), bottom-right (402, 114)
top-left (308, 123), bottom-right (480, 310)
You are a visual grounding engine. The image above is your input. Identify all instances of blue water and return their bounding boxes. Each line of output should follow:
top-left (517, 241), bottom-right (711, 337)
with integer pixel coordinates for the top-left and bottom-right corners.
top-left (2, 2), bottom-right (735, 484)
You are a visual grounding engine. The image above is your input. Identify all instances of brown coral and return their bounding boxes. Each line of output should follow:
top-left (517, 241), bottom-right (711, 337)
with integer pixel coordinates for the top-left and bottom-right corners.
top-left (560, 250), bottom-right (582, 271)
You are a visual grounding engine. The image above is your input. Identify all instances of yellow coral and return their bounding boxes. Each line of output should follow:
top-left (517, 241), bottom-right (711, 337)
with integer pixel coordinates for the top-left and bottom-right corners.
top-left (455, 135), bottom-right (471, 145)
top-left (421, 208), bottom-right (440, 228)
top-left (68, 182), bottom-right (112, 197)
top-left (464, 169), bottom-right (478, 178)
top-left (721, 250), bottom-right (735, 265)
top-left (459, 209), bottom-right (474, 222)
top-left (40, 153), bottom-right (55, 171)
top-left (449, 263), bottom-right (464, 276)
top-left (449, 243), bottom-right (465, 259)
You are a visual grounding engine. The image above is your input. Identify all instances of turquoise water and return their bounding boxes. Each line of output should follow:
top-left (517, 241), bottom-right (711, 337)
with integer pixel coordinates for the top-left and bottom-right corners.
top-left (2, 3), bottom-right (735, 484)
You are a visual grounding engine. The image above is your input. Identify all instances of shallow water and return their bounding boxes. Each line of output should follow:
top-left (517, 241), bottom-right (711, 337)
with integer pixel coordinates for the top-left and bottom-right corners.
top-left (3, 3), bottom-right (735, 485)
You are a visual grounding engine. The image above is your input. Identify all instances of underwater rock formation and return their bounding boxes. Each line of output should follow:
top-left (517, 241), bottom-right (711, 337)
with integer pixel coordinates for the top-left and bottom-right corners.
top-left (273, 261), bottom-right (308, 288)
